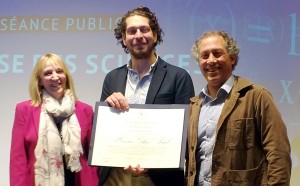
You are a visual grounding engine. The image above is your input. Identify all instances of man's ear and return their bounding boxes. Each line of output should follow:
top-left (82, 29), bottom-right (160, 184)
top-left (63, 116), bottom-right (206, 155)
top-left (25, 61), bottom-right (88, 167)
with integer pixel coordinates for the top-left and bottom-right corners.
top-left (122, 34), bottom-right (126, 46)
top-left (231, 57), bottom-right (236, 66)
top-left (153, 32), bottom-right (157, 44)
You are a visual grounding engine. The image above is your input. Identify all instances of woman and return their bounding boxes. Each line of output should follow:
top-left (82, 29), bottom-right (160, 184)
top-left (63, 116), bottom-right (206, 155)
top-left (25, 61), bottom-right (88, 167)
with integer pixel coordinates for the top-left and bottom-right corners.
top-left (10, 53), bottom-right (98, 186)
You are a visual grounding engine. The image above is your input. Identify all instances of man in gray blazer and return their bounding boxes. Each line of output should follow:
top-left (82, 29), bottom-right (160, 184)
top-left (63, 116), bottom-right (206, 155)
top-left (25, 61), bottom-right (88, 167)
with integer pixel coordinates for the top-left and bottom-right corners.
top-left (99, 6), bottom-right (195, 186)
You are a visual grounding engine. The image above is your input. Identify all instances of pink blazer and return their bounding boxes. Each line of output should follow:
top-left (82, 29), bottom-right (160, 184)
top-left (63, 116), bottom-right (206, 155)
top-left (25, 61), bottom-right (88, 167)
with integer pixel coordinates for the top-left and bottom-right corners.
top-left (10, 100), bottom-right (99, 186)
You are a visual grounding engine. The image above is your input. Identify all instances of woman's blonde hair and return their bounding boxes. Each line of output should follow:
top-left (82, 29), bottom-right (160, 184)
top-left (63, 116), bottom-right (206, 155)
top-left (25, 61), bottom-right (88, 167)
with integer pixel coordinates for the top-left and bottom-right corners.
top-left (29, 53), bottom-right (78, 106)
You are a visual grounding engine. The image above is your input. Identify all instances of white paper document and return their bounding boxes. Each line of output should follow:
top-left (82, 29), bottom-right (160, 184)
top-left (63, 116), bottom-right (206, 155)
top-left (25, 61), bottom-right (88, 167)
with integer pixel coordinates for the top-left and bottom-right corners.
top-left (88, 103), bottom-right (188, 169)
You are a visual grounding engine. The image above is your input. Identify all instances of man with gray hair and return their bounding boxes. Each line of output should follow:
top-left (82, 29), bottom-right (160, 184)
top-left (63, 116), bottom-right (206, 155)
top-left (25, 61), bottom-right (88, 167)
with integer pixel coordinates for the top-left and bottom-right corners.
top-left (185, 30), bottom-right (291, 185)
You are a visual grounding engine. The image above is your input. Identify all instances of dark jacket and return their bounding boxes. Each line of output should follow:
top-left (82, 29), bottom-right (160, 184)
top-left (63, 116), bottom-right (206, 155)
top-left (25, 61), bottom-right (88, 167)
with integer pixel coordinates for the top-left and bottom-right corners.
top-left (99, 57), bottom-right (195, 186)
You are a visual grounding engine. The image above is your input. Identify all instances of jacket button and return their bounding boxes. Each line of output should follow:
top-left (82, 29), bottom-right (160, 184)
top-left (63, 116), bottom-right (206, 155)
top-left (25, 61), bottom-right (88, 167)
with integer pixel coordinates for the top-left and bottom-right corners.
top-left (189, 171), bottom-right (193, 176)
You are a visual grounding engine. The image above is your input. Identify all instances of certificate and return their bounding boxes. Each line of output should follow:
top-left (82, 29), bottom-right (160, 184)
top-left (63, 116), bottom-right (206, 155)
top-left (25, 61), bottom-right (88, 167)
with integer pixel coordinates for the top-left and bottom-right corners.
top-left (88, 102), bottom-right (189, 170)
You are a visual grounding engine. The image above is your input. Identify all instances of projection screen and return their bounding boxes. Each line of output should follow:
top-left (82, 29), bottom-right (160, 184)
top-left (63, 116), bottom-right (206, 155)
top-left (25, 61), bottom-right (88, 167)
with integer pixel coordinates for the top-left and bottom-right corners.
top-left (1, 0), bottom-right (299, 185)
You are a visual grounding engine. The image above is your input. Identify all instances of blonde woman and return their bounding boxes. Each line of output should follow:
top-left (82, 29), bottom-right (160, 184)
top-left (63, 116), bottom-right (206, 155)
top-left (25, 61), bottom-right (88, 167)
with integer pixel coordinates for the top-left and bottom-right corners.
top-left (10, 53), bottom-right (98, 186)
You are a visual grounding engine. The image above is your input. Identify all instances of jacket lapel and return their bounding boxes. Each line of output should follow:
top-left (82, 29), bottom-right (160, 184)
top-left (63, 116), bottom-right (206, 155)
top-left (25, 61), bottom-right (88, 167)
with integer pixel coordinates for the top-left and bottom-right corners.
top-left (145, 58), bottom-right (167, 104)
top-left (216, 77), bottom-right (240, 133)
top-left (118, 65), bottom-right (129, 95)
top-left (33, 105), bottom-right (42, 136)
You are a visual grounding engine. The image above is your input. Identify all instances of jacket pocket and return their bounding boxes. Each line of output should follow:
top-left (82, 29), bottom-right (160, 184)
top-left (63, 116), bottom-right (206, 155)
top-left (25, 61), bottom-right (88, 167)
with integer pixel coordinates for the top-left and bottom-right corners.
top-left (225, 166), bottom-right (261, 186)
top-left (154, 92), bottom-right (174, 103)
top-left (227, 118), bottom-right (255, 150)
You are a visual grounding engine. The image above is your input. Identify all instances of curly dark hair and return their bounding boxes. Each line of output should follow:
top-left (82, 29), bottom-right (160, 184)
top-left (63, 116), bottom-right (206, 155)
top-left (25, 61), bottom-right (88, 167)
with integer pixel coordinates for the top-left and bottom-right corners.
top-left (114, 6), bottom-right (164, 53)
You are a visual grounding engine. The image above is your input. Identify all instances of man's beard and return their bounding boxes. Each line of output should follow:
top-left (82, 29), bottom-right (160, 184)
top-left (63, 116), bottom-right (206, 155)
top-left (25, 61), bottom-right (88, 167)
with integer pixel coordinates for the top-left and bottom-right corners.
top-left (130, 44), bottom-right (155, 59)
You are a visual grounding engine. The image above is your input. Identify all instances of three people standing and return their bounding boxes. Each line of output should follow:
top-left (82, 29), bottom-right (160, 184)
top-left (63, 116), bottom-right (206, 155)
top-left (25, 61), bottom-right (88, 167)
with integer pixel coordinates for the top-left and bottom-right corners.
top-left (9, 7), bottom-right (291, 186)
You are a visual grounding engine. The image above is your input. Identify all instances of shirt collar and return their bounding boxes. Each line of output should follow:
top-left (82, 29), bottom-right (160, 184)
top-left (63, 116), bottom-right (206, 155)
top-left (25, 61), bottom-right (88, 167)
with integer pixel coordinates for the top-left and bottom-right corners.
top-left (199, 75), bottom-right (234, 103)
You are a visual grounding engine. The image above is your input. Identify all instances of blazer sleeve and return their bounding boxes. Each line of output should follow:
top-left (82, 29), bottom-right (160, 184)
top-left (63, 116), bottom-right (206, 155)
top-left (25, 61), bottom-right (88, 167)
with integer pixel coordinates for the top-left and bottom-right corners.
top-left (84, 103), bottom-right (94, 155)
top-left (100, 73), bottom-right (112, 101)
top-left (10, 102), bottom-right (31, 186)
top-left (258, 89), bottom-right (291, 184)
top-left (100, 66), bottom-right (127, 102)
top-left (174, 70), bottom-right (195, 104)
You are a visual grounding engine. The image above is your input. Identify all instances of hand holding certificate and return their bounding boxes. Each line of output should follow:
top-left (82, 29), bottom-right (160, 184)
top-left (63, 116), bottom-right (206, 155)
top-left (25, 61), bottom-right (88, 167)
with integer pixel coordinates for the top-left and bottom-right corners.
top-left (88, 102), bottom-right (189, 170)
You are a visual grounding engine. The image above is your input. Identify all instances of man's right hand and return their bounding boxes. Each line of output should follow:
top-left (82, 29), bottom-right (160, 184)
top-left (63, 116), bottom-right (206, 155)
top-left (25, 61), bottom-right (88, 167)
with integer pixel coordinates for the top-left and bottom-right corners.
top-left (105, 92), bottom-right (129, 111)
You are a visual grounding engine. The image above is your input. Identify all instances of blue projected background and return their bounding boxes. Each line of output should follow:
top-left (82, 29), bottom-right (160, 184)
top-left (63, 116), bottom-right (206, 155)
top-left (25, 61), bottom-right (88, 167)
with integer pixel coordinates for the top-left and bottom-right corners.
top-left (1, 0), bottom-right (299, 185)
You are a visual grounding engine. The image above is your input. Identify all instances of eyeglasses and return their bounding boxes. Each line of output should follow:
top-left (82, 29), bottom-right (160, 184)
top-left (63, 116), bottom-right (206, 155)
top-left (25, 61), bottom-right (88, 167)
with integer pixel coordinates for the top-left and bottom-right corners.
top-left (126, 26), bottom-right (151, 35)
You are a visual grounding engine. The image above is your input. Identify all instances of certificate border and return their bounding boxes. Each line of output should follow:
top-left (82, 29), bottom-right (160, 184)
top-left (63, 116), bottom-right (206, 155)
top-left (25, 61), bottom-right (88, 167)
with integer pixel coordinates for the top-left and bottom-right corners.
top-left (88, 102), bottom-right (189, 170)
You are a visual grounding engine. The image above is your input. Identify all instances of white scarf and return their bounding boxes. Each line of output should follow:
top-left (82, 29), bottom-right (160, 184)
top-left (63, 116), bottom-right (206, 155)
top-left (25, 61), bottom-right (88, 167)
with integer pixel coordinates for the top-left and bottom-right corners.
top-left (34, 89), bottom-right (83, 186)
